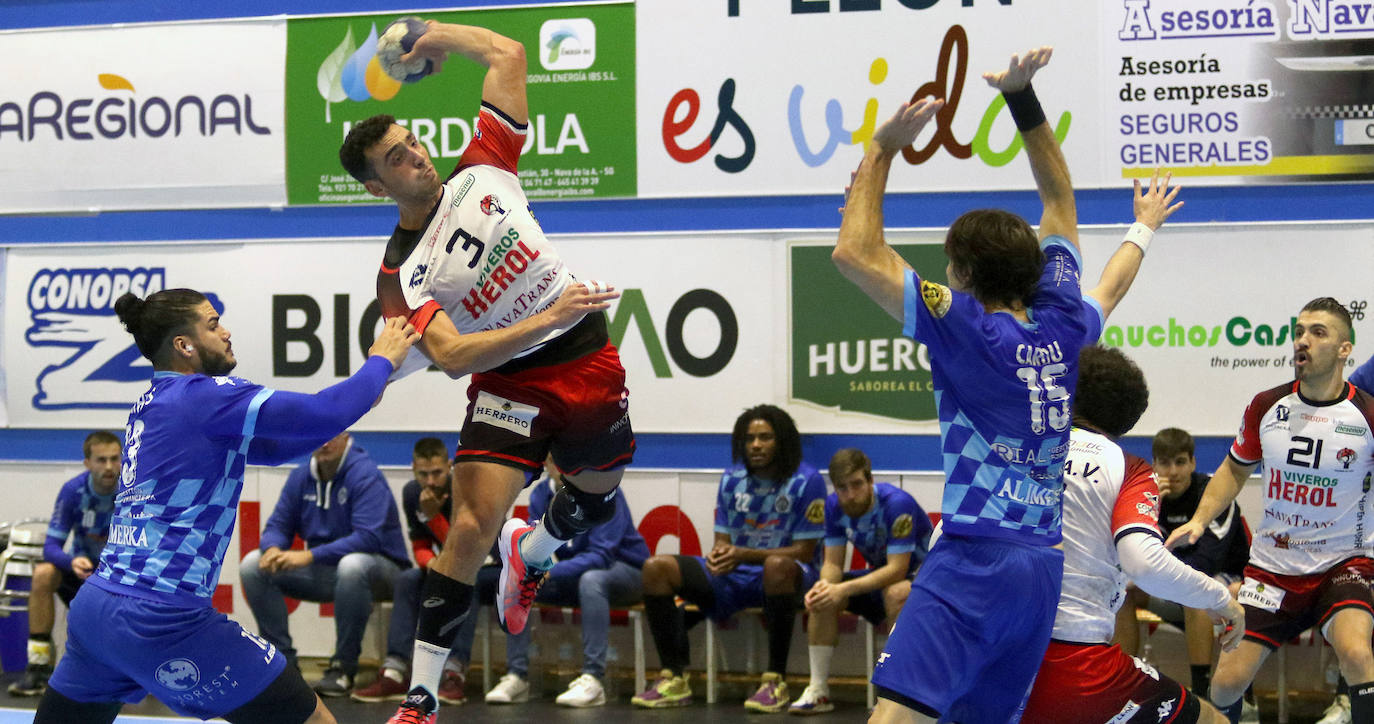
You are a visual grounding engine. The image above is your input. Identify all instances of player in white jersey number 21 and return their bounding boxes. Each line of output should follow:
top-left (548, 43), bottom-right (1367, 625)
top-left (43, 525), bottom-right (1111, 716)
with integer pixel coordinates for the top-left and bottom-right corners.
top-left (1168, 297), bottom-right (1374, 724)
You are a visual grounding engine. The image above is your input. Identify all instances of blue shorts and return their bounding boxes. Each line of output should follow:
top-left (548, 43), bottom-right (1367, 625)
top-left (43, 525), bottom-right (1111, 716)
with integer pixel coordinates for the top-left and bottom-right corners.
top-left (47, 584), bottom-right (286, 719)
top-left (871, 533), bottom-right (1063, 724)
top-left (691, 558), bottom-right (819, 621)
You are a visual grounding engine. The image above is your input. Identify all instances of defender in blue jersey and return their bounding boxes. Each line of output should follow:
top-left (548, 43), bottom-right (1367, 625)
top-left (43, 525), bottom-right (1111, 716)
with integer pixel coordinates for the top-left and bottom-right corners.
top-left (34, 289), bottom-right (418, 724)
top-left (792, 448), bottom-right (931, 715)
top-left (832, 47), bottom-right (1181, 723)
top-left (7, 431), bottom-right (119, 698)
top-left (633, 405), bottom-right (826, 712)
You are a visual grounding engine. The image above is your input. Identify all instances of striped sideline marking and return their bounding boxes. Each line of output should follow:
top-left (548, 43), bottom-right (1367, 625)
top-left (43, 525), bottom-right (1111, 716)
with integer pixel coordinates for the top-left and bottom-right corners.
top-left (0, 708), bottom-right (219, 723)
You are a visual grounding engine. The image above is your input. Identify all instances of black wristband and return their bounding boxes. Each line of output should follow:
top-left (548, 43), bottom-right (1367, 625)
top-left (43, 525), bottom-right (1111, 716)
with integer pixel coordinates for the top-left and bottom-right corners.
top-left (1003, 84), bottom-right (1046, 132)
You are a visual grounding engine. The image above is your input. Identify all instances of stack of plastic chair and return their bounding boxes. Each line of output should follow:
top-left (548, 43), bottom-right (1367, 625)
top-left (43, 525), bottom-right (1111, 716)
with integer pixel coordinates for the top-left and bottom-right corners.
top-left (0, 519), bottom-right (49, 616)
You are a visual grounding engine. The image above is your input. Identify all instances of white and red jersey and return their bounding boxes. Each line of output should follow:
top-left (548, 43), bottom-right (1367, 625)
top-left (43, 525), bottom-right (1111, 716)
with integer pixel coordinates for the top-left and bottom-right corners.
top-left (378, 103), bottom-right (576, 379)
top-left (1232, 381), bottom-right (1374, 575)
top-left (1053, 428), bottom-right (1162, 643)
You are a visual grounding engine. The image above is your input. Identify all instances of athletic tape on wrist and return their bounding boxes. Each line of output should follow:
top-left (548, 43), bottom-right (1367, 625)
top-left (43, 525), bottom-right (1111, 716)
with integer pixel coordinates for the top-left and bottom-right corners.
top-left (1124, 222), bottom-right (1153, 254)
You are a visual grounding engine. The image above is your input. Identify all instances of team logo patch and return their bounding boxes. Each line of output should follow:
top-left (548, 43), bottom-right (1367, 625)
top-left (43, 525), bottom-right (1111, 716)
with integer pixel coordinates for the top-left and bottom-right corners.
top-left (154, 658), bottom-right (201, 692)
top-left (336, 486), bottom-right (349, 505)
top-left (805, 498), bottom-right (825, 525)
top-left (1275, 405), bottom-right (1290, 422)
top-left (1338, 447), bottom-right (1358, 469)
top-left (1238, 578), bottom-right (1285, 612)
top-left (920, 280), bottom-right (952, 318)
top-left (891, 513), bottom-right (913, 539)
top-left (774, 494), bottom-right (792, 514)
top-left (472, 391), bottom-right (539, 437)
top-left (480, 194), bottom-right (506, 216)
top-left (409, 264), bottom-right (428, 288)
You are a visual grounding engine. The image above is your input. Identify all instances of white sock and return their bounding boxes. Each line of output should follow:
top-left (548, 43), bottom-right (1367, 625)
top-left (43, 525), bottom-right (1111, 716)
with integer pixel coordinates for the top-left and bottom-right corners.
top-left (519, 521), bottom-right (566, 568)
top-left (411, 640), bottom-right (451, 699)
top-left (808, 645), bottom-right (833, 693)
top-left (382, 655), bottom-right (408, 676)
top-left (443, 658), bottom-right (465, 675)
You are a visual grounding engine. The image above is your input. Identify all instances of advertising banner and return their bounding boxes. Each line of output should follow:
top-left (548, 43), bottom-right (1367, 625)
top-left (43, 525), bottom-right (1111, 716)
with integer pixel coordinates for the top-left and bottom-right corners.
top-left (636, 0), bottom-right (1374, 197)
top-left (787, 224), bottom-right (1374, 436)
top-left (2, 234), bottom-right (771, 433)
top-left (1108, 0), bottom-right (1374, 183)
top-left (635, 0), bottom-right (1100, 197)
top-left (284, 2), bottom-right (635, 205)
top-left (0, 19), bottom-right (286, 213)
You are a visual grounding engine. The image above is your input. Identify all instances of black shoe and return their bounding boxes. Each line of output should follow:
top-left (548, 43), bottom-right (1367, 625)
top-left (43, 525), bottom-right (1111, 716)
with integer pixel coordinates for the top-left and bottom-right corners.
top-left (7, 664), bottom-right (52, 697)
top-left (312, 662), bottom-right (353, 697)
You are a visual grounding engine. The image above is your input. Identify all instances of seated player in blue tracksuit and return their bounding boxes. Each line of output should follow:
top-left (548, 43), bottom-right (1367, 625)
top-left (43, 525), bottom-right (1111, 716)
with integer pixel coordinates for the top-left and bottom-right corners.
top-left (240, 431), bottom-right (411, 697)
top-left (791, 448), bottom-right (932, 715)
top-left (33, 288), bottom-right (417, 724)
top-left (7, 431), bottom-right (120, 698)
top-left (633, 404), bottom-right (826, 713)
top-left (472, 459), bottom-right (649, 707)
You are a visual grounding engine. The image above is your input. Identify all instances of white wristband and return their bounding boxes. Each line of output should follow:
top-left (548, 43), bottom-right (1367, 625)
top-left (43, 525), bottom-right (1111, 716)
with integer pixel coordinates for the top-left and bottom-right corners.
top-left (1123, 222), bottom-right (1153, 254)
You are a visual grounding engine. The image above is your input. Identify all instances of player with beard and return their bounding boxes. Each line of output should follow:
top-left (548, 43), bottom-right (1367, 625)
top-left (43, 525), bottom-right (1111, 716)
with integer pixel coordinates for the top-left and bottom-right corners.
top-left (1169, 297), bottom-right (1374, 724)
top-left (337, 20), bottom-right (635, 723)
top-left (789, 448), bottom-right (931, 715)
top-left (33, 289), bottom-right (417, 724)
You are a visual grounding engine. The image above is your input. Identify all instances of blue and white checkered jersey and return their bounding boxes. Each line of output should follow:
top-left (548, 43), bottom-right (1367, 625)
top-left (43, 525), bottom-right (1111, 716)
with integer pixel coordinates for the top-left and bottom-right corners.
top-left (823, 483), bottom-right (931, 574)
top-left (90, 371), bottom-right (274, 607)
top-left (714, 463), bottom-right (827, 550)
top-left (902, 235), bottom-right (1104, 546)
top-left (44, 471), bottom-right (116, 571)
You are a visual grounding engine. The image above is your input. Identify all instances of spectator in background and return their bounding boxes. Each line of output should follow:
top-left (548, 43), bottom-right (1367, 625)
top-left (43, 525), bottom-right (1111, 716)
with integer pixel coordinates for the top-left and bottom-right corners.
top-left (633, 404), bottom-right (826, 712)
top-left (1114, 427), bottom-right (1249, 700)
top-left (7, 431), bottom-right (120, 697)
top-left (352, 437), bottom-right (472, 706)
top-left (478, 456), bottom-right (649, 708)
top-left (241, 431), bottom-right (411, 698)
top-left (790, 448), bottom-right (931, 715)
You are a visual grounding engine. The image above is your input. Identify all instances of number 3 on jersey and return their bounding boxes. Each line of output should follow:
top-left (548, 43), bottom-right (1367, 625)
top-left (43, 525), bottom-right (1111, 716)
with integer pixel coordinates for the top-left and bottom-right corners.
top-left (446, 227), bottom-right (485, 268)
top-left (1017, 363), bottom-right (1069, 435)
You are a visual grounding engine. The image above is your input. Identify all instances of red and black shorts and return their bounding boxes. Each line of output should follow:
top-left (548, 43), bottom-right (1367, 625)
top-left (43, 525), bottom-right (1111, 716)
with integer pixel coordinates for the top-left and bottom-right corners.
top-left (1238, 557), bottom-right (1374, 650)
top-left (456, 340), bottom-right (634, 478)
top-left (1022, 640), bottom-right (1200, 724)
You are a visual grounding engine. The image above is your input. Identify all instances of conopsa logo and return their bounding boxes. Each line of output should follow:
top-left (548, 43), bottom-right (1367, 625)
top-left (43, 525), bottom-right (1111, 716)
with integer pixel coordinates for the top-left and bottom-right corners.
top-left (0, 74), bottom-right (270, 142)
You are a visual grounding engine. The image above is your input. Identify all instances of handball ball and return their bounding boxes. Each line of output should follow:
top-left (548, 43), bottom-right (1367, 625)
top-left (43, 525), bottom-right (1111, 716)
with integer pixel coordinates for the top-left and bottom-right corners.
top-left (377, 16), bottom-right (432, 83)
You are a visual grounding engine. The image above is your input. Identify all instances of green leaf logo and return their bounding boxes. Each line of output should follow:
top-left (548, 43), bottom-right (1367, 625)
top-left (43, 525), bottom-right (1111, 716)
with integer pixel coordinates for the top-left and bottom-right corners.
top-left (316, 25), bottom-right (356, 123)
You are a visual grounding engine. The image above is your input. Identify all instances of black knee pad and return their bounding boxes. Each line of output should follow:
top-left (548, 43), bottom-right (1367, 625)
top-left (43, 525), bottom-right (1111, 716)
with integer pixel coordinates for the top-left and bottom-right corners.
top-left (222, 664), bottom-right (318, 724)
top-left (543, 479), bottom-right (618, 539)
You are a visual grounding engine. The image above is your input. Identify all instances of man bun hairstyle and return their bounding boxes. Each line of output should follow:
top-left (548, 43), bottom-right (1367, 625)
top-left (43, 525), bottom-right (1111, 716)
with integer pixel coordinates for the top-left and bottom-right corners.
top-left (115, 289), bottom-right (207, 364)
top-left (339, 114), bottom-right (396, 183)
top-left (1073, 346), bottom-right (1150, 439)
top-left (945, 209), bottom-right (1045, 309)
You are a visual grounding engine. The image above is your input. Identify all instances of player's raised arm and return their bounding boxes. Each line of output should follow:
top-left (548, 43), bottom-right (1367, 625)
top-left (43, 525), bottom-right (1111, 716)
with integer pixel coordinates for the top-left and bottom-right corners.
top-left (401, 20), bottom-right (529, 124)
top-left (983, 47), bottom-right (1075, 247)
top-left (1086, 169), bottom-right (1184, 320)
top-left (832, 97), bottom-right (944, 322)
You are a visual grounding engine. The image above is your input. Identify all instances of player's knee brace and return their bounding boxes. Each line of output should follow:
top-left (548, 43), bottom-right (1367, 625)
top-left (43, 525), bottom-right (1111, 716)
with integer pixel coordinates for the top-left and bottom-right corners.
top-left (544, 479), bottom-right (618, 540)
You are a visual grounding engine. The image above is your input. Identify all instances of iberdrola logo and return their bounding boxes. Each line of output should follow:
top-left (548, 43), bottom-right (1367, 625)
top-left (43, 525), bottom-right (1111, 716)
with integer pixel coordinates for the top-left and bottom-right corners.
top-left (316, 23), bottom-right (403, 122)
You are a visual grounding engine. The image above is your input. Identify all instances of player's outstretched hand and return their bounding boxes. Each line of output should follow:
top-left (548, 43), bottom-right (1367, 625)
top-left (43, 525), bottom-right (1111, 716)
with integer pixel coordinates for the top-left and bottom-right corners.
top-left (1210, 598), bottom-right (1246, 652)
top-left (548, 280), bottom-right (620, 329)
top-left (399, 20), bottom-right (451, 75)
top-left (982, 46), bottom-right (1053, 93)
top-left (369, 316), bottom-right (421, 371)
top-left (1164, 519), bottom-right (1205, 550)
top-left (872, 97), bottom-right (945, 156)
top-left (1133, 168), bottom-right (1184, 231)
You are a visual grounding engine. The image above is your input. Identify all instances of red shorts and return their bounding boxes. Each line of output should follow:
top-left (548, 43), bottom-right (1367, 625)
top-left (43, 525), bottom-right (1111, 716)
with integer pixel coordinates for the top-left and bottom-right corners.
top-left (1239, 557), bottom-right (1374, 649)
top-left (457, 340), bottom-right (634, 476)
top-left (1022, 641), bottom-right (1199, 724)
